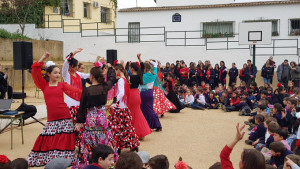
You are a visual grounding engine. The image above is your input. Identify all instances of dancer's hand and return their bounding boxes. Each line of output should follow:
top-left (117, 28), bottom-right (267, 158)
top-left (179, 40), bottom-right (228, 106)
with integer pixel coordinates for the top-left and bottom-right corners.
top-left (39, 52), bottom-right (50, 63)
top-left (74, 48), bottom-right (83, 55)
top-left (75, 123), bottom-right (83, 131)
top-left (105, 103), bottom-right (113, 110)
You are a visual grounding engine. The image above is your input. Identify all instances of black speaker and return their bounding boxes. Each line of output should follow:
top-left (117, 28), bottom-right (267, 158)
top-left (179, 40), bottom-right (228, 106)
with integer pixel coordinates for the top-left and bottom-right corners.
top-left (12, 92), bottom-right (26, 99)
top-left (106, 49), bottom-right (117, 65)
top-left (13, 41), bottom-right (33, 70)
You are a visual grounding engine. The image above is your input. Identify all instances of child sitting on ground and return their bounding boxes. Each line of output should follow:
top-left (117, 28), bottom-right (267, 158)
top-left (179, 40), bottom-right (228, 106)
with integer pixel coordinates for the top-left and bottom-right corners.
top-left (222, 91), bottom-right (240, 112)
top-left (183, 90), bottom-right (194, 107)
top-left (245, 114), bottom-right (266, 145)
top-left (273, 103), bottom-right (288, 128)
top-left (206, 91), bottom-right (219, 109)
top-left (149, 155), bottom-right (169, 169)
top-left (84, 144), bottom-right (115, 169)
top-left (253, 121), bottom-right (279, 149)
top-left (191, 88), bottom-right (206, 110)
top-left (274, 128), bottom-right (291, 151)
top-left (269, 142), bottom-right (293, 168)
top-left (137, 151), bottom-right (150, 169)
top-left (116, 151), bottom-right (143, 169)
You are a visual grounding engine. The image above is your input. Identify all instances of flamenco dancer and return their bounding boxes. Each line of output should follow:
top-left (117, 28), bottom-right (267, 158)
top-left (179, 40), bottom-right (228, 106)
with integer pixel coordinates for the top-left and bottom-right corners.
top-left (28, 52), bottom-right (82, 167)
top-left (165, 73), bottom-right (184, 113)
top-left (108, 64), bottom-right (140, 154)
top-left (138, 58), bottom-right (162, 131)
top-left (128, 62), bottom-right (152, 140)
top-left (62, 48), bottom-right (90, 146)
top-left (74, 66), bottom-right (117, 168)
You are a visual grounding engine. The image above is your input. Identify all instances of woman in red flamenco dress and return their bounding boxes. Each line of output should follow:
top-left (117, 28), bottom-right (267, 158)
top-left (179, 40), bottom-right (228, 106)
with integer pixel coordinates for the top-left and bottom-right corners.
top-left (27, 52), bottom-right (82, 167)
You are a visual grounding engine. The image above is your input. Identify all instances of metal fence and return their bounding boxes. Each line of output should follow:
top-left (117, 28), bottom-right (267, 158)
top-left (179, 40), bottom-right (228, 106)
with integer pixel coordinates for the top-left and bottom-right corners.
top-left (165, 30), bottom-right (205, 46)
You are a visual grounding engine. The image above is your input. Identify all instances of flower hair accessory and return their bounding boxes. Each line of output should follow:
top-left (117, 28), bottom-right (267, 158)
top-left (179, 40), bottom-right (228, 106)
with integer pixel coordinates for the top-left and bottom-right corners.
top-left (114, 60), bottom-right (119, 66)
top-left (94, 62), bottom-right (103, 68)
top-left (277, 83), bottom-right (283, 88)
top-left (174, 157), bottom-right (191, 169)
top-left (136, 62), bottom-right (141, 68)
top-left (0, 155), bottom-right (9, 164)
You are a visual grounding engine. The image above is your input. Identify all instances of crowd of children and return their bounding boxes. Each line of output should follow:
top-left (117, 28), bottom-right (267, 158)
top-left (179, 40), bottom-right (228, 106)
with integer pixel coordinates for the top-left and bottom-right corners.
top-left (2, 51), bottom-right (300, 169)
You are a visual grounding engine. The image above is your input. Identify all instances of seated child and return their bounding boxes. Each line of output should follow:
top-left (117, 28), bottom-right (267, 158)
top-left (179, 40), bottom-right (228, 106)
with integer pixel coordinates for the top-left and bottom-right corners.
top-left (242, 92), bottom-right (253, 109)
top-left (206, 91), bottom-right (219, 109)
top-left (226, 98), bottom-right (249, 112)
top-left (183, 90), bottom-right (194, 107)
top-left (177, 90), bottom-right (185, 104)
top-left (137, 151), bottom-right (150, 169)
top-left (269, 142), bottom-right (293, 168)
top-left (220, 91), bottom-right (229, 107)
top-left (273, 103), bottom-right (288, 128)
top-left (11, 158), bottom-right (28, 169)
top-left (274, 128), bottom-right (291, 151)
top-left (85, 144), bottom-right (115, 169)
top-left (149, 155), bottom-right (169, 169)
top-left (245, 114), bottom-right (266, 145)
top-left (284, 155), bottom-right (300, 169)
top-left (116, 151), bottom-right (143, 169)
top-left (191, 88), bottom-right (206, 110)
top-left (200, 81), bottom-right (206, 89)
top-left (253, 121), bottom-right (279, 149)
top-left (222, 91), bottom-right (240, 112)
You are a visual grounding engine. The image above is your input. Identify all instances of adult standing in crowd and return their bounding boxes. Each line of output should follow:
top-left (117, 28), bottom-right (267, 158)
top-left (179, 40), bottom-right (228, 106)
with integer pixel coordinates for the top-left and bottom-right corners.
top-left (228, 63), bottom-right (238, 87)
top-left (239, 63), bottom-right (247, 83)
top-left (162, 62), bottom-right (171, 79)
top-left (261, 59), bottom-right (274, 84)
top-left (290, 61), bottom-right (300, 88)
top-left (219, 61), bottom-right (227, 87)
top-left (245, 60), bottom-right (257, 87)
top-left (189, 62), bottom-right (197, 87)
top-left (269, 56), bottom-right (276, 84)
top-left (277, 59), bottom-right (291, 89)
top-left (0, 64), bottom-right (13, 99)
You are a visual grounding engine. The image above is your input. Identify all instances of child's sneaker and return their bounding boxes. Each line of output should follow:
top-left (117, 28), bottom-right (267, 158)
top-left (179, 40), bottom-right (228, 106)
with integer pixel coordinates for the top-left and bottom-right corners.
top-left (222, 105), bottom-right (226, 111)
top-left (245, 140), bottom-right (253, 145)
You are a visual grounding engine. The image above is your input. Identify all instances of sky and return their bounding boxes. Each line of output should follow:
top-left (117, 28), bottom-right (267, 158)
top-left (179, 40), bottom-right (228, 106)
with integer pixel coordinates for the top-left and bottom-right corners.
top-left (118, 0), bottom-right (156, 9)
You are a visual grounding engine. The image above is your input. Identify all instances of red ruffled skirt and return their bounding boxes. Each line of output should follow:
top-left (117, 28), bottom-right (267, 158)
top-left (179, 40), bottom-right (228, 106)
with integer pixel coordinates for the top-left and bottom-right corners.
top-left (128, 88), bottom-right (152, 138)
top-left (108, 107), bottom-right (140, 150)
top-left (27, 118), bottom-right (76, 167)
top-left (153, 86), bottom-right (176, 115)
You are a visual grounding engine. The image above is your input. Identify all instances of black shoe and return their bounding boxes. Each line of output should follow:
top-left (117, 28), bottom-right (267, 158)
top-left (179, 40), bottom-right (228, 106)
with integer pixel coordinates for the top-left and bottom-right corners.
top-left (245, 140), bottom-right (253, 145)
top-left (117, 149), bottom-right (121, 155)
top-left (155, 127), bottom-right (162, 132)
top-left (131, 147), bottom-right (139, 152)
top-left (160, 114), bottom-right (164, 118)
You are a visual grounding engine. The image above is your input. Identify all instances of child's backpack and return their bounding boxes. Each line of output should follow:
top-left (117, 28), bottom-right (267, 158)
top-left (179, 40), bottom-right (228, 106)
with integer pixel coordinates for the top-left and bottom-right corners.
top-left (239, 106), bottom-right (251, 116)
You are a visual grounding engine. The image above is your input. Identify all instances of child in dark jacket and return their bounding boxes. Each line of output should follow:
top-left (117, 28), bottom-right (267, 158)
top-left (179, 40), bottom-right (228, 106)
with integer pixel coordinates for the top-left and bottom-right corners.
top-left (225, 98), bottom-right (248, 112)
top-left (84, 144), bottom-right (115, 169)
top-left (228, 63), bottom-right (238, 87)
top-left (269, 142), bottom-right (293, 168)
top-left (206, 92), bottom-right (219, 109)
top-left (245, 114), bottom-right (266, 143)
top-left (223, 91), bottom-right (240, 112)
top-left (273, 103), bottom-right (288, 128)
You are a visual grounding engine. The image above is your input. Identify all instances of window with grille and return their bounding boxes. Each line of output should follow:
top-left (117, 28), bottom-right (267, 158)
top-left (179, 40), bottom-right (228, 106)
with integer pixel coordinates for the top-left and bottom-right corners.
top-left (101, 7), bottom-right (110, 23)
top-left (202, 22), bottom-right (234, 38)
top-left (128, 22), bottom-right (140, 43)
top-left (60, 0), bottom-right (72, 16)
top-left (245, 20), bottom-right (279, 36)
top-left (290, 19), bottom-right (300, 36)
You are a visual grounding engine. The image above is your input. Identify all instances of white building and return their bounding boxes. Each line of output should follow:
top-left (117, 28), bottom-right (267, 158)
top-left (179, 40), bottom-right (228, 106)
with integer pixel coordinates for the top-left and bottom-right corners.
top-left (1, 0), bottom-right (299, 69)
top-left (114, 0), bottom-right (300, 68)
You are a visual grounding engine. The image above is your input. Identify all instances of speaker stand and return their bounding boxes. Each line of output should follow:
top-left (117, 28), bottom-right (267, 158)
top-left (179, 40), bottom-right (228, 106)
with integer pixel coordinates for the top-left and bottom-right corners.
top-left (22, 69), bottom-right (25, 105)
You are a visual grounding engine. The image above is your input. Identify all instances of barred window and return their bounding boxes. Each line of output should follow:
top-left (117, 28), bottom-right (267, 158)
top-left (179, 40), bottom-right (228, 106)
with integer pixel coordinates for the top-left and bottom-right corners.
top-left (128, 22), bottom-right (140, 43)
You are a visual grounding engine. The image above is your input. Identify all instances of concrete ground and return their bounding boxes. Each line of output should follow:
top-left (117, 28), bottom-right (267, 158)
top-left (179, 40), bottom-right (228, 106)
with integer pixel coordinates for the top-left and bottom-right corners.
top-left (0, 90), bottom-right (253, 168)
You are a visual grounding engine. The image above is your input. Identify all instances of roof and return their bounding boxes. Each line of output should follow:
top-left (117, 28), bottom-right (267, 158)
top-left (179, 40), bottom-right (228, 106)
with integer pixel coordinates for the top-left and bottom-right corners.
top-left (119, 0), bottom-right (300, 12)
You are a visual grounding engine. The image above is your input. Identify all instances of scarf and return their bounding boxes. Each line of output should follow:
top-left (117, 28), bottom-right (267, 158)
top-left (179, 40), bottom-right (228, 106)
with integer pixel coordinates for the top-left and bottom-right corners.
top-left (206, 69), bottom-right (211, 80)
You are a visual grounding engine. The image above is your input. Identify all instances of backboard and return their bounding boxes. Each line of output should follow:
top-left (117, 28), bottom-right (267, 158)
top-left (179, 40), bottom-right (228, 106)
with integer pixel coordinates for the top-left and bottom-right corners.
top-left (239, 22), bottom-right (272, 45)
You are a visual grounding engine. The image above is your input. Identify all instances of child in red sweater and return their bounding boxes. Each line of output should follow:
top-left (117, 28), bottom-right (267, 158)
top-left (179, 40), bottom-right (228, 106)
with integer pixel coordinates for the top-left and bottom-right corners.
top-left (220, 123), bottom-right (266, 169)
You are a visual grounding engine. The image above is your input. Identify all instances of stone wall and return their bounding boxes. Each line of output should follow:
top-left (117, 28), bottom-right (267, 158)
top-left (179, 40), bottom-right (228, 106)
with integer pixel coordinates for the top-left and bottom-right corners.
top-left (0, 39), bottom-right (63, 61)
